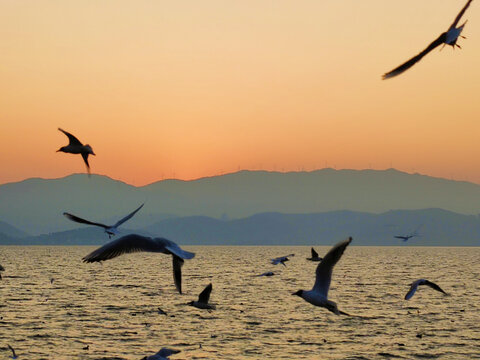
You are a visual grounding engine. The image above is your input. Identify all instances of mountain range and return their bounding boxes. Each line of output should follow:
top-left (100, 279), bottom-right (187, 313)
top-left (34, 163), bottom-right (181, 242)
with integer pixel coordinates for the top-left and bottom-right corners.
top-left (1, 169), bottom-right (479, 246)
top-left (0, 208), bottom-right (478, 246)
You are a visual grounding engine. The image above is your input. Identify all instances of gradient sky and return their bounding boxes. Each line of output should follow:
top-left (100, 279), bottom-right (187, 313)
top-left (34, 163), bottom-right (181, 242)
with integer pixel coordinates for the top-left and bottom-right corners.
top-left (1, 0), bottom-right (480, 186)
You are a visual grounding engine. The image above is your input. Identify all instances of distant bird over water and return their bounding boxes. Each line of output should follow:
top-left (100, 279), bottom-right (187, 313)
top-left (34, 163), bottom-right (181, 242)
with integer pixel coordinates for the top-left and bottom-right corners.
top-left (271, 254), bottom-right (294, 266)
top-left (257, 271), bottom-right (275, 277)
top-left (57, 128), bottom-right (95, 175)
top-left (63, 203), bottom-right (144, 238)
top-left (82, 234), bottom-right (195, 294)
top-left (383, 0), bottom-right (474, 79)
top-left (394, 225), bottom-right (423, 242)
top-left (306, 247), bottom-right (323, 262)
top-left (293, 237), bottom-right (352, 315)
top-left (405, 279), bottom-right (449, 300)
top-left (188, 283), bottom-right (216, 310)
top-left (394, 234), bottom-right (417, 242)
top-left (141, 348), bottom-right (181, 360)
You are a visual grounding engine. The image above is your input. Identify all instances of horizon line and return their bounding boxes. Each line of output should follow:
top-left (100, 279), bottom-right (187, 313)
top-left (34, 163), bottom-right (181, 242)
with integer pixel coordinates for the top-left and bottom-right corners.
top-left (1, 167), bottom-right (478, 188)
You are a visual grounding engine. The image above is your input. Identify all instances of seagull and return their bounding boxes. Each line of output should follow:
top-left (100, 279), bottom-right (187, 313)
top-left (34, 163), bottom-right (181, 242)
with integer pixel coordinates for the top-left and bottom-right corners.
top-left (394, 225), bottom-right (423, 242)
top-left (292, 237), bottom-right (352, 315)
top-left (141, 348), bottom-right (181, 360)
top-left (257, 271), bottom-right (275, 277)
top-left (63, 203), bottom-right (144, 238)
top-left (306, 247), bottom-right (323, 262)
top-left (0, 264), bottom-right (4, 280)
top-left (7, 345), bottom-right (17, 359)
top-left (383, 0), bottom-right (474, 79)
top-left (394, 234), bottom-right (417, 242)
top-left (271, 254), bottom-right (294, 266)
top-left (188, 283), bottom-right (216, 310)
top-left (57, 128), bottom-right (95, 175)
top-left (405, 279), bottom-right (448, 300)
top-left (157, 307), bottom-right (168, 316)
top-left (82, 234), bottom-right (195, 294)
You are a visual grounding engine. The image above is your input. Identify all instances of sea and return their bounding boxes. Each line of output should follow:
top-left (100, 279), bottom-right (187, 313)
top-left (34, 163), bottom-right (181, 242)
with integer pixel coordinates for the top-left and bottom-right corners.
top-left (0, 245), bottom-right (479, 359)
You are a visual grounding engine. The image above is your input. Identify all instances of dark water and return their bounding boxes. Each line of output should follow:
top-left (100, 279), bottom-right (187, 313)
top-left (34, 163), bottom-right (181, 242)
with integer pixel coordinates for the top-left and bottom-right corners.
top-left (0, 246), bottom-right (479, 359)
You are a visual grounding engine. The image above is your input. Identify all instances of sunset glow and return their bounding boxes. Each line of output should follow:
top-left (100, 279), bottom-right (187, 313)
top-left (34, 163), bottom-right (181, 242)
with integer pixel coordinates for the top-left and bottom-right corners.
top-left (1, 0), bottom-right (480, 186)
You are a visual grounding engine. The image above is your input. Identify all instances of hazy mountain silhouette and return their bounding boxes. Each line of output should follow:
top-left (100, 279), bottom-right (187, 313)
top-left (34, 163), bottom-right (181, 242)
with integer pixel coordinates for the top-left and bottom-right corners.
top-left (144, 209), bottom-right (479, 246)
top-left (2, 169), bottom-right (480, 235)
top-left (2, 208), bottom-right (479, 246)
top-left (0, 220), bottom-right (29, 238)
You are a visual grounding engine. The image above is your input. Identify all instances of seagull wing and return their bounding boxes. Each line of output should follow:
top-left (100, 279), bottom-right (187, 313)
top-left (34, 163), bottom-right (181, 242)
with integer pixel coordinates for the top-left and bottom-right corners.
top-left (382, 32), bottom-right (447, 80)
top-left (8, 344), bottom-right (16, 358)
top-left (404, 281), bottom-right (419, 300)
top-left (172, 255), bottom-right (184, 294)
top-left (311, 247), bottom-right (319, 258)
top-left (63, 212), bottom-right (109, 229)
top-left (424, 280), bottom-right (448, 295)
top-left (313, 237), bottom-right (352, 297)
top-left (58, 128), bottom-right (83, 146)
top-left (450, 0), bottom-right (473, 29)
top-left (82, 234), bottom-right (160, 262)
top-left (113, 203), bottom-right (145, 228)
top-left (198, 283), bottom-right (213, 303)
top-left (163, 239), bottom-right (195, 260)
top-left (158, 348), bottom-right (181, 357)
top-left (81, 153), bottom-right (91, 175)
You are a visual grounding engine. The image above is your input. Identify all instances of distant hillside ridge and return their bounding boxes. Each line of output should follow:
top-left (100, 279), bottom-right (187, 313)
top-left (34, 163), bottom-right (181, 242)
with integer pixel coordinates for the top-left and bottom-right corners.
top-left (0, 220), bottom-right (30, 238)
top-left (2, 208), bottom-right (479, 246)
top-left (2, 168), bottom-right (480, 235)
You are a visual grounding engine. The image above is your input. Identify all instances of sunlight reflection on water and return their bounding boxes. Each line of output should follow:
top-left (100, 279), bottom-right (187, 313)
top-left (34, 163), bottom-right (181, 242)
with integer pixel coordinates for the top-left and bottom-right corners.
top-left (0, 245), bottom-right (479, 359)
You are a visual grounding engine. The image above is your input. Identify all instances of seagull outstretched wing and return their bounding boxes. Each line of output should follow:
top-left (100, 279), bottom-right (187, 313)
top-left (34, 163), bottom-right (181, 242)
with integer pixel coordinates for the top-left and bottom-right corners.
top-left (424, 280), bottom-right (448, 295)
top-left (82, 234), bottom-right (162, 262)
top-left (113, 203), bottom-right (144, 228)
top-left (450, 0), bottom-right (474, 29)
top-left (58, 128), bottom-right (83, 146)
top-left (405, 281), bottom-right (420, 300)
top-left (313, 237), bottom-right (352, 297)
top-left (198, 283), bottom-right (213, 304)
top-left (81, 153), bottom-right (91, 174)
top-left (64, 212), bottom-right (109, 229)
top-left (383, 32), bottom-right (447, 80)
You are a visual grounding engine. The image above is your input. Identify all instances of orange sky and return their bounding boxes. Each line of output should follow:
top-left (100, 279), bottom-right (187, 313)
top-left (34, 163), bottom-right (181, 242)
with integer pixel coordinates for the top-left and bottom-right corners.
top-left (1, 0), bottom-right (480, 186)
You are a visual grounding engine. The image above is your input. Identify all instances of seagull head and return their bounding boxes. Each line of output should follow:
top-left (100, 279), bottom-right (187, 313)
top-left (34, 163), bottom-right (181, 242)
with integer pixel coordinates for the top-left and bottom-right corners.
top-left (446, 20), bottom-right (467, 46)
top-left (84, 144), bottom-right (95, 155)
top-left (56, 146), bottom-right (66, 152)
top-left (186, 300), bottom-right (195, 306)
top-left (292, 290), bottom-right (304, 297)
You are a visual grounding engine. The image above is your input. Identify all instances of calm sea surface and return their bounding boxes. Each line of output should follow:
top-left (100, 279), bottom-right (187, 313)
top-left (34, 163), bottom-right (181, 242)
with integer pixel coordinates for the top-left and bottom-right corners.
top-left (0, 246), bottom-right (479, 360)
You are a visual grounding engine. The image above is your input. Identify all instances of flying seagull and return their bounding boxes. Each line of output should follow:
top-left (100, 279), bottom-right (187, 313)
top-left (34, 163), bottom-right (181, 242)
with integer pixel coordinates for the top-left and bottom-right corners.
top-left (82, 234), bottom-right (195, 294)
top-left (394, 225), bottom-right (423, 242)
top-left (292, 237), bottom-right (352, 315)
top-left (383, 0), bottom-right (474, 79)
top-left (63, 203), bottom-right (144, 238)
top-left (405, 279), bottom-right (448, 300)
top-left (394, 234), bottom-right (417, 242)
top-left (188, 283), bottom-right (216, 310)
top-left (271, 254), bottom-right (295, 266)
top-left (141, 348), bottom-right (181, 360)
top-left (7, 345), bottom-right (17, 359)
top-left (306, 247), bottom-right (323, 262)
top-left (57, 128), bottom-right (95, 175)
top-left (257, 271), bottom-right (275, 277)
